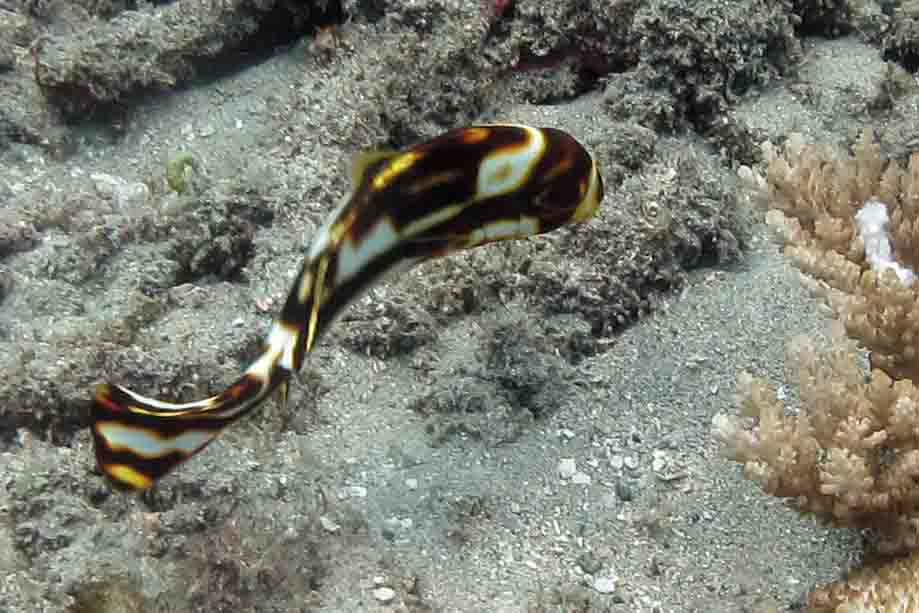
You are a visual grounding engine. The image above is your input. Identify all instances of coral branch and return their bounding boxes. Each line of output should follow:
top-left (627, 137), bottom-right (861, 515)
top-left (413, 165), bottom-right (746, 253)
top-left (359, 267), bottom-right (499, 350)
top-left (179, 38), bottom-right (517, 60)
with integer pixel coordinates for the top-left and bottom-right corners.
top-left (807, 549), bottom-right (919, 612)
top-left (713, 129), bottom-right (919, 607)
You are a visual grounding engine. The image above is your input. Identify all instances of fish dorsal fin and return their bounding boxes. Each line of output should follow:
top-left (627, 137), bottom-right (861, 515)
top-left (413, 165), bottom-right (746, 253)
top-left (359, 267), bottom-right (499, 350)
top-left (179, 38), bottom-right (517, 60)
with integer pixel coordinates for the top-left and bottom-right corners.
top-left (350, 149), bottom-right (399, 187)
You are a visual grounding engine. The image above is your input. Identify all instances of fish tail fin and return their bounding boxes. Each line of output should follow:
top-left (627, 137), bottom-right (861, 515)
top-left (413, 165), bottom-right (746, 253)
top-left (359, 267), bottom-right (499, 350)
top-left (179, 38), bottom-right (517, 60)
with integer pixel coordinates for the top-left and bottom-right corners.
top-left (90, 304), bottom-right (307, 490)
top-left (91, 352), bottom-right (291, 490)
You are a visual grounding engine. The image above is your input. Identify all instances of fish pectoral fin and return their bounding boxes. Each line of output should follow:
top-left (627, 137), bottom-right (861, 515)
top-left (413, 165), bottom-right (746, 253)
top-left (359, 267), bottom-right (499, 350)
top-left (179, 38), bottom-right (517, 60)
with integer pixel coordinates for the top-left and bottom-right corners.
top-left (350, 149), bottom-right (399, 188)
top-left (275, 378), bottom-right (290, 413)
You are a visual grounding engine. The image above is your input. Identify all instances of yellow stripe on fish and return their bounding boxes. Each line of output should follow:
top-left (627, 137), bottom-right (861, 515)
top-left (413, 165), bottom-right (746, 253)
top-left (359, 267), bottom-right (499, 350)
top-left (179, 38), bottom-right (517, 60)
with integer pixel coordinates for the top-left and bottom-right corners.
top-left (90, 124), bottom-right (605, 490)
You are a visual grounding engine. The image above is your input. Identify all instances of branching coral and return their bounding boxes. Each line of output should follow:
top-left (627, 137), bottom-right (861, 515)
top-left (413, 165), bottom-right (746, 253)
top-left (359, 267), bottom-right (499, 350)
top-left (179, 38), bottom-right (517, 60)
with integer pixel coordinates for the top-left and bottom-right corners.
top-left (713, 335), bottom-right (919, 553)
top-left (806, 549), bottom-right (919, 612)
top-left (713, 129), bottom-right (919, 609)
top-left (754, 129), bottom-right (919, 379)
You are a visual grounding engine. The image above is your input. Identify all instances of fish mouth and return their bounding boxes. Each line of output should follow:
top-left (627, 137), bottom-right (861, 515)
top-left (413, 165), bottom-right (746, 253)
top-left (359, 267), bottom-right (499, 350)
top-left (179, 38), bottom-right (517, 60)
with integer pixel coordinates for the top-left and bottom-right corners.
top-left (571, 163), bottom-right (604, 223)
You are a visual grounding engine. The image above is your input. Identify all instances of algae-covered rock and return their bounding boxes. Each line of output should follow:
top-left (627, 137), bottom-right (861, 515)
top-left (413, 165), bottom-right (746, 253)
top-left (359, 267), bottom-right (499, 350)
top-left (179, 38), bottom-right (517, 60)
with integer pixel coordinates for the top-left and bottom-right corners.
top-left (34, 0), bottom-right (328, 116)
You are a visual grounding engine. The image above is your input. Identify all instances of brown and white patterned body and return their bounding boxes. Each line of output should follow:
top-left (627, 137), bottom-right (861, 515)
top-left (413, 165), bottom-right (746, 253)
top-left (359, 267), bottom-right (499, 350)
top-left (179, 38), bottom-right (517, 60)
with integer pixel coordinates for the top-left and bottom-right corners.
top-left (91, 124), bottom-right (604, 490)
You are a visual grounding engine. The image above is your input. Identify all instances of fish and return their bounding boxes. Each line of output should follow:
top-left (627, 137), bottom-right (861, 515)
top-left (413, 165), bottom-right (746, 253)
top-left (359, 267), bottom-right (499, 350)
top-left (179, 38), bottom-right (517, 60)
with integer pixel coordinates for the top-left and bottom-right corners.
top-left (90, 124), bottom-right (604, 490)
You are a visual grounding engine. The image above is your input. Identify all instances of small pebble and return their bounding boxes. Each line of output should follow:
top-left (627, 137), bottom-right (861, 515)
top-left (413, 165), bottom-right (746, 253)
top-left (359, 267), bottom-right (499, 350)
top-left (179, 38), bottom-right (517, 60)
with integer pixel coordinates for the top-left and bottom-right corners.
top-left (372, 587), bottom-right (396, 603)
top-left (615, 480), bottom-right (635, 502)
top-left (651, 450), bottom-right (668, 472)
top-left (382, 518), bottom-right (402, 540)
top-left (571, 472), bottom-right (591, 485)
top-left (90, 172), bottom-right (150, 211)
top-left (558, 458), bottom-right (577, 479)
top-left (340, 485), bottom-right (367, 499)
top-left (593, 576), bottom-right (618, 594)
top-left (319, 516), bottom-right (341, 533)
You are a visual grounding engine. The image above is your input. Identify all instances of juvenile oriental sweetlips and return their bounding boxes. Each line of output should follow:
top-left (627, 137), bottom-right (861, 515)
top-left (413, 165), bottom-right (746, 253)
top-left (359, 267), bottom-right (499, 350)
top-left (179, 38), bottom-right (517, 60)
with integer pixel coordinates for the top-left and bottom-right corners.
top-left (90, 124), bottom-right (605, 490)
